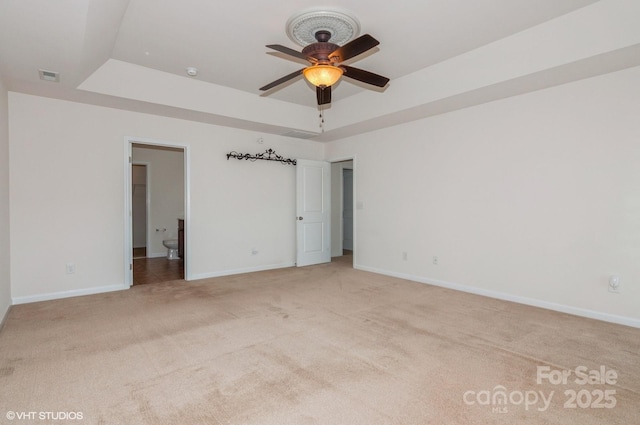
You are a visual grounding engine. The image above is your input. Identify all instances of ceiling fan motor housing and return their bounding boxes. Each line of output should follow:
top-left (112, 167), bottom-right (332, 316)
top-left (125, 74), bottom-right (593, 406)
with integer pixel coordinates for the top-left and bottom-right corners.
top-left (302, 36), bottom-right (341, 64)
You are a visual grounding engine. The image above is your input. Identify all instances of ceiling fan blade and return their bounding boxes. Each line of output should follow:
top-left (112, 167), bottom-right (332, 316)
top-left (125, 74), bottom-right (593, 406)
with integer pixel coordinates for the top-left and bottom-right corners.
top-left (329, 34), bottom-right (379, 63)
top-left (341, 65), bottom-right (389, 87)
top-left (266, 44), bottom-right (307, 60)
top-left (259, 68), bottom-right (305, 91)
top-left (316, 86), bottom-right (331, 105)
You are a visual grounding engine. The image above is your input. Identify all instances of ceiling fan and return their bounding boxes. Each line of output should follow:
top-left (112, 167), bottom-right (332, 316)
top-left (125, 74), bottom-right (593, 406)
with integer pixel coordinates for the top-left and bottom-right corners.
top-left (260, 30), bottom-right (390, 106)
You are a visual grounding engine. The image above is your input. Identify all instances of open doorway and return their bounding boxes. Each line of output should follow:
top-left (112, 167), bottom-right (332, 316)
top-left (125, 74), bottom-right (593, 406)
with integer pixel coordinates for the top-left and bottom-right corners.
top-left (342, 168), bottom-right (354, 254)
top-left (124, 138), bottom-right (190, 287)
top-left (131, 164), bottom-right (149, 259)
top-left (331, 159), bottom-right (354, 266)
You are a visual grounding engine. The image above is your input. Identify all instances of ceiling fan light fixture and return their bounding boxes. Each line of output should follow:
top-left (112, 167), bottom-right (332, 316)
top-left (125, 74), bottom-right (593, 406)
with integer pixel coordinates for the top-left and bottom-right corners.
top-left (303, 65), bottom-right (343, 87)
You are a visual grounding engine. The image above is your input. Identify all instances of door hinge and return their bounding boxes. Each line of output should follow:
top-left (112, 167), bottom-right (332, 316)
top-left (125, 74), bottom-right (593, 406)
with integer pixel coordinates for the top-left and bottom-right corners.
top-left (130, 263), bottom-right (133, 270)
top-left (129, 156), bottom-right (132, 163)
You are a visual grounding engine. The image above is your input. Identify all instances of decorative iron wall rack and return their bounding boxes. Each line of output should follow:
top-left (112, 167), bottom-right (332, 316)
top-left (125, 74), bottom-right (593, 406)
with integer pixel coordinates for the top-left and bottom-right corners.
top-left (226, 148), bottom-right (297, 165)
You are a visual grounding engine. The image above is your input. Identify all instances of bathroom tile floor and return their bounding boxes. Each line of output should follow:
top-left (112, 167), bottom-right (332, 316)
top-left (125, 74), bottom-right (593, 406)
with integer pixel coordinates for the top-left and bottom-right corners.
top-left (133, 257), bottom-right (184, 285)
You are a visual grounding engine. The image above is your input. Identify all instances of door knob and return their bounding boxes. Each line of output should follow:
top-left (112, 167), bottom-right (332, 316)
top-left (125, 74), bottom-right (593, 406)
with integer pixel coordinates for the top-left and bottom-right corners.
top-left (297, 216), bottom-right (303, 220)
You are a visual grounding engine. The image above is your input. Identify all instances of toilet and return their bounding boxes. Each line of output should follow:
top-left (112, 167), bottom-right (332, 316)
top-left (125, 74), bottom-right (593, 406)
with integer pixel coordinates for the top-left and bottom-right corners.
top-left (162, 239), bottom-right (179, 260)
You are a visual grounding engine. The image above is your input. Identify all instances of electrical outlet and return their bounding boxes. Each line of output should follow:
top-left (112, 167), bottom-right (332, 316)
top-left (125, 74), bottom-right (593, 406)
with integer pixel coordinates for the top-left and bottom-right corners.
top-left (402, 252), bottom-right (408, 261)
top-left (433, 256), bottom-right (439, 265)
top-left (66, 263), bottom-right (75, 274)
top-left (608, 275), bottom-right (621, 293)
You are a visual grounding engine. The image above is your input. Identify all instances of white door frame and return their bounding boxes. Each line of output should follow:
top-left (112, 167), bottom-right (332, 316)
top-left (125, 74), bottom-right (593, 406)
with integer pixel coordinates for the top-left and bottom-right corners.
top-left (329, 155), bottom-right (356, 265)
top-left (124, 136), bottom-right (191, 286)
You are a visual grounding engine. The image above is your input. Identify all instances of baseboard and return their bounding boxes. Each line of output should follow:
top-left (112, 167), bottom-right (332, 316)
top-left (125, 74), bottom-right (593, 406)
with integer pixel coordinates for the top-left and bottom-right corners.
top-left (12, 284), bottom-right (128, 305)
top-left (148, 252), bottom-right (166, 258)
top-left (189, 262), bottom-right (296, 281)
top-left (355, 264), bottom-right (640, 329)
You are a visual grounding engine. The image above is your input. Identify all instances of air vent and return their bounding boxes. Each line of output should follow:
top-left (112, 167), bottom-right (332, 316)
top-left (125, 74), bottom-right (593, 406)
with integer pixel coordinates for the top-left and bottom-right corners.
top-left (282, 130), bottom-right (320, 139)
top-left (38, 69), bottom-right (60, 82)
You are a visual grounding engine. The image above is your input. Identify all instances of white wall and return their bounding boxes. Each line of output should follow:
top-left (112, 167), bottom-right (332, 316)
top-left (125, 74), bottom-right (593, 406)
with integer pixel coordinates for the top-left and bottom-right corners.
top-left (132, 146), bottom-right (184, 256)
top-left (7, 68), bottom-right (639, 326)
top-left (9, 93), bottom-right (323, 302)
top-left (0, 77), bottom-right (11, 323)
top-left (326, 66), bottom-right (640, 326)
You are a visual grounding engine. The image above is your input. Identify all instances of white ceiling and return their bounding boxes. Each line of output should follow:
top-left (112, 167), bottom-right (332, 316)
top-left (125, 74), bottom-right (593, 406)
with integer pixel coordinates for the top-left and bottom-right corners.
top-left (1, 0), bottom-right (639, 141)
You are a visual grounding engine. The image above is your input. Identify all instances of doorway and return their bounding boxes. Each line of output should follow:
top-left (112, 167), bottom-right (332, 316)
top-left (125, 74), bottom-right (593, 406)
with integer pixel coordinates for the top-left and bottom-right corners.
top-left (342, 168), bottom-right (354, 253)
top-left (131, 164), bottom-right (148, 259)
top-left (330, 159), bottom-right (355, 266)
top-left (124, 138), bottom-right (190, 287)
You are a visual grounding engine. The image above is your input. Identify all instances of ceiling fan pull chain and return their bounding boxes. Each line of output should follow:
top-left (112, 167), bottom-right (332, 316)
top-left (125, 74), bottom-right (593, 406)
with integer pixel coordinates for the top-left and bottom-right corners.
top-left (319, 107), bottom-right (325, 132)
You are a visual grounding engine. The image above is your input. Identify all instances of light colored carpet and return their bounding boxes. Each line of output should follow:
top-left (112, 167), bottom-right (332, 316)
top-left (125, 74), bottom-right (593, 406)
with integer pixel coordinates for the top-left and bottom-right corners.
top-left (1, 257), bottom-right (638, 424)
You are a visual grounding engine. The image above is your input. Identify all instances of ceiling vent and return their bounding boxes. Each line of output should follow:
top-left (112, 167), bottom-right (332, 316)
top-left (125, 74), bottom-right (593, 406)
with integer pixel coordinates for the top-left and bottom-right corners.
top-left (282, 130), bottom-right (320, 139)
top-left (38, 69), bottom-right (60, 82)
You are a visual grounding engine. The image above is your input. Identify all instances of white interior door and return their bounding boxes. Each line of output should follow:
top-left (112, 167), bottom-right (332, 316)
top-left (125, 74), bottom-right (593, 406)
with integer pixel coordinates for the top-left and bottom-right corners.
top-left (296, 159), bottom-right (331, 267)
